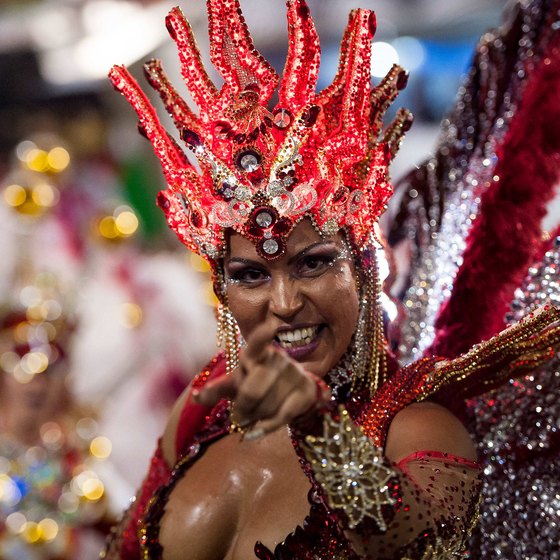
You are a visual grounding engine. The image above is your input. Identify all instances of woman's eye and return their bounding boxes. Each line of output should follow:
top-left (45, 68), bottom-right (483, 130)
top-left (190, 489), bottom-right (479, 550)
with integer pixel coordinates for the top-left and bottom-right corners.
top-left (299, 254), bottom-right (336, 275)
top-left (228, 268), bottom-right (267, 284)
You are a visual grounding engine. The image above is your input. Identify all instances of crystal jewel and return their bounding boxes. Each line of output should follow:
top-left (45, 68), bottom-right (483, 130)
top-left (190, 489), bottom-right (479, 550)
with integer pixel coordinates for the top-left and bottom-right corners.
top-left (262, 238), bottom-right (279, 254)
top-left (255, 211), bottom-right (273, 228)
top-left (239, 152), bottom-right (260, 172)
top-left (273, 109), bottom-right (292, 129)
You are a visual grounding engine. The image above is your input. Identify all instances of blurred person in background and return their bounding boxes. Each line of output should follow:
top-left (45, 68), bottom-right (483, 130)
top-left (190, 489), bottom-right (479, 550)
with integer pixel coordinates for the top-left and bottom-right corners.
top-left (0, 275), bottom-right (113, 560)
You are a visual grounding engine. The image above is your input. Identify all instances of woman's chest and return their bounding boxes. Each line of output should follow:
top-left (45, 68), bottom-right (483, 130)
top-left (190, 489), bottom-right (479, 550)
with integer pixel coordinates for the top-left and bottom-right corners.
top-left (158, 429), bottom-right (313, 560)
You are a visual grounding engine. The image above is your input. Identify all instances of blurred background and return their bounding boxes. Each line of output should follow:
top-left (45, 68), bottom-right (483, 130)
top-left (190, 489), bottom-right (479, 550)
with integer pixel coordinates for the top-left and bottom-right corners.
top-left (0, 0), bottom-right (508, 557)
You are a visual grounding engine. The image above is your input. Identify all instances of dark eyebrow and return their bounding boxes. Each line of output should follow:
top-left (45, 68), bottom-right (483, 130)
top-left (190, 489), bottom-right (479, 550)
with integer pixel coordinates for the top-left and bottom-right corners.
top-left (225, 257), bottom-right (264, 267)
top-left (288, 240), bottom-right (338, 265)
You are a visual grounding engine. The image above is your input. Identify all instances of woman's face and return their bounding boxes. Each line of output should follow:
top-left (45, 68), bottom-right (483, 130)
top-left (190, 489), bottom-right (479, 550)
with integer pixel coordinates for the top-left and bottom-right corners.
top-left (225, 220), bottom-right (360, 377)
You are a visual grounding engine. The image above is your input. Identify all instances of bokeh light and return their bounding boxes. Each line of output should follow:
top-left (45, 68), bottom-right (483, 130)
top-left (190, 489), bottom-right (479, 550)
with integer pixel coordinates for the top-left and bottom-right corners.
top-left (38, 518), bottom-right (59, 541)
top-left (96, 206), bottom-right (140, 241)
top-left (47, 147), bottom-right (71, 172)
top-left (393, 36), bottom-right (427, 72)
top-left (114, 209), bottom-right (139, 236)
top-left (89, 436), bottom-right (112, 459)
top-left (120, 302), bottom-right (143, 328)
top-left (371, 42), bottom-right (400, 78)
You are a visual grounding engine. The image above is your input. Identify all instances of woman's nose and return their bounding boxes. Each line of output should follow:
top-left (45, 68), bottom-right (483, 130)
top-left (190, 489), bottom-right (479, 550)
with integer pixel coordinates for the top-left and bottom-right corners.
top-left (269, 276), bottom-right (304, 320)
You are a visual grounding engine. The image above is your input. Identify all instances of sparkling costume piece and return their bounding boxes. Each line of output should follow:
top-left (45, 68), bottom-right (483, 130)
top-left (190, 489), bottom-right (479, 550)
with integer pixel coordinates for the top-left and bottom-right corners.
top-left (298, 408), bottom-right (397, 531)
top-left (389, 0), bottom-right (560, 556)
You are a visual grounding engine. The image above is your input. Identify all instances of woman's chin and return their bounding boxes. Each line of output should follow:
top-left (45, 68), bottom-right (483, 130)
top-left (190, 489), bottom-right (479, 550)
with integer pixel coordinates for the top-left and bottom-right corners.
top-left (276, 331), bottom-right (340, 377)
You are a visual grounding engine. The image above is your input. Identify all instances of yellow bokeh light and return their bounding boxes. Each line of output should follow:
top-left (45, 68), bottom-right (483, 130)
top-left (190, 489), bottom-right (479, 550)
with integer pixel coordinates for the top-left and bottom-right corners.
top-left (189, 252), bottom-right (211, 273)
top-left (3, 184), bottom-right (27, 207)
top-left (32, 182), bottom-right (59, 208)
top-left (12, 365), bottom-right (35, 384)
top-left (121, 302), bottom-right (143, 328)
top-left (26, 149), bottom-right (49, 173)
top-left (0, 351), bottom-right (19, 374)
top-left (82, 479), bottom-right (104, 501)
top-left (205, 281), bottom-right (219, 307)
top-left (22, 521), bottom-right (41, 543)
top-left (21, 351), bottom-right (49, 374)
top-left (98, 216), bottom-right (118, 239)
top-left (38, 518), bottom-right (59, 541)
top-left (26, 305), bottom-right (44, 321)
top-left (47, 147), bottom-right (70, 172)
top-left (89, 436), bottom-right (112, 459)
top-left (115, 210), bottom-right (139, 236)
top-left (14, 322), bottom-right (30, 344)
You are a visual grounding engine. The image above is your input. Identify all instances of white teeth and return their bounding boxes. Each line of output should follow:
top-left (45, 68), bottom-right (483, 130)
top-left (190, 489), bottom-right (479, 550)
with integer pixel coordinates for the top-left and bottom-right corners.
top-left (277, 326), bottom-right (319, 348)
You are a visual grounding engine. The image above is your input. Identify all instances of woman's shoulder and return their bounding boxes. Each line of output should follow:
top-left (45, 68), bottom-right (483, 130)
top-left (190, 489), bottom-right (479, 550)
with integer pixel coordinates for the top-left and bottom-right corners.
top-left (161, 353), bottom-right (227, 468)
top-left (384, 401), bottom-right (477, 464)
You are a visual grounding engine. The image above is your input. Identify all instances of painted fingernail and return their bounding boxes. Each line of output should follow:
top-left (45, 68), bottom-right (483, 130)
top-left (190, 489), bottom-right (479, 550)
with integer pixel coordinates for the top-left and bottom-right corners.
top-left (244, 428), bottom-right (265, 441)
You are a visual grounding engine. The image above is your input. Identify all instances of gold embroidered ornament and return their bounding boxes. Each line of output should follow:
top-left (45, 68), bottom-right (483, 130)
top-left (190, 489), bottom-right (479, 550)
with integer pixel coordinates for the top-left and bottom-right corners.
top-left (299, 407), bottom-right (396, 530)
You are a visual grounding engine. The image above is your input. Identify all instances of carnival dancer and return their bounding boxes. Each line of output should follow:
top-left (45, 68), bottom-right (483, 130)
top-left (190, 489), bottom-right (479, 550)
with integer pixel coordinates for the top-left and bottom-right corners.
top-left (388, 0), bottom-right (560, 557)
top-left (104, 1), bottom-right (560, 558)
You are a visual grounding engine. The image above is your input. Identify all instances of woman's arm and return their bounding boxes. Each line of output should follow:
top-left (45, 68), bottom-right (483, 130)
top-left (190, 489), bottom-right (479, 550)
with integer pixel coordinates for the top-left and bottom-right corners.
top-left (291, 401), bottom-right (480, 558)
top-left (385, 401), bottom-right (476, 463)
top-left (161, 386), bottom-right (193, 467)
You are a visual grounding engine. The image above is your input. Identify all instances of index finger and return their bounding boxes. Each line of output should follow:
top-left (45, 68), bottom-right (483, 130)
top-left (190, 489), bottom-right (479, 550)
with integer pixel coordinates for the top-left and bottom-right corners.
top-left (244, 321), bottom-right (278, 363)
top-left (192, 373), bottom-right (238, 406)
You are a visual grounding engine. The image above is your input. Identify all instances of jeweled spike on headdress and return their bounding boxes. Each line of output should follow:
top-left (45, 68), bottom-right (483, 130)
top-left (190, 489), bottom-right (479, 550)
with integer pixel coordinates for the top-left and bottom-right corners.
top-left (278, 0), bottom-right (320, 113)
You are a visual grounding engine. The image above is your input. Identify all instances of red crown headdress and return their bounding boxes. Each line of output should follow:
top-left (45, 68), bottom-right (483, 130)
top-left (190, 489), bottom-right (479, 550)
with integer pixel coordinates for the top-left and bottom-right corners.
top-left (109, 0), bottom-right (411, 261)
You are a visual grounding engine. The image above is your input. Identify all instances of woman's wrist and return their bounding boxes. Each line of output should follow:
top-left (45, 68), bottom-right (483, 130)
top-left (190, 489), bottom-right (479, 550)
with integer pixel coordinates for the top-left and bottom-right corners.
top-left (289, 374), bottom-right (333, 436)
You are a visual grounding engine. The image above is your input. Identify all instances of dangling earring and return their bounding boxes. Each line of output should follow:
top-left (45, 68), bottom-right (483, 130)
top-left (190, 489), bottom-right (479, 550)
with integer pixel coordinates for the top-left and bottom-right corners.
top-left (351, 235), bottom-right (387, 396)
top-left (216, 302), bottom-right (241, 375)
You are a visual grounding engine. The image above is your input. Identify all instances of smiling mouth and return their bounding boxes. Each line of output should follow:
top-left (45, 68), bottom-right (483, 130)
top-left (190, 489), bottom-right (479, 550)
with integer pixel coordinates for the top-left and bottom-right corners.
top-left (275, 325), bottom-right (322, 349)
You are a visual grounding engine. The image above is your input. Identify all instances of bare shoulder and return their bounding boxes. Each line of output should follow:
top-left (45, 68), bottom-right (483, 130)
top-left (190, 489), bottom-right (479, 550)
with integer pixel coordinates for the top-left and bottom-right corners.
top-left (384, 401), bottom-right (477, 464)
top-left (161, 385), bottom-right (193, 468)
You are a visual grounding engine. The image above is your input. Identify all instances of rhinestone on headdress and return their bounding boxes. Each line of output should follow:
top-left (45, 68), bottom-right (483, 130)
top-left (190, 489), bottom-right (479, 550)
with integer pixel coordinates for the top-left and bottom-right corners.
top-left (109, 0), bottom-right (411, 262)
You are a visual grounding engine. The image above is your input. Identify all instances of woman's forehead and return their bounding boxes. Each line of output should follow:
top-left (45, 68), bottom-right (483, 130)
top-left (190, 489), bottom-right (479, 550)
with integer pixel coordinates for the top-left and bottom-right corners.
top-left (227, 220), bottom-right (341, 261)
